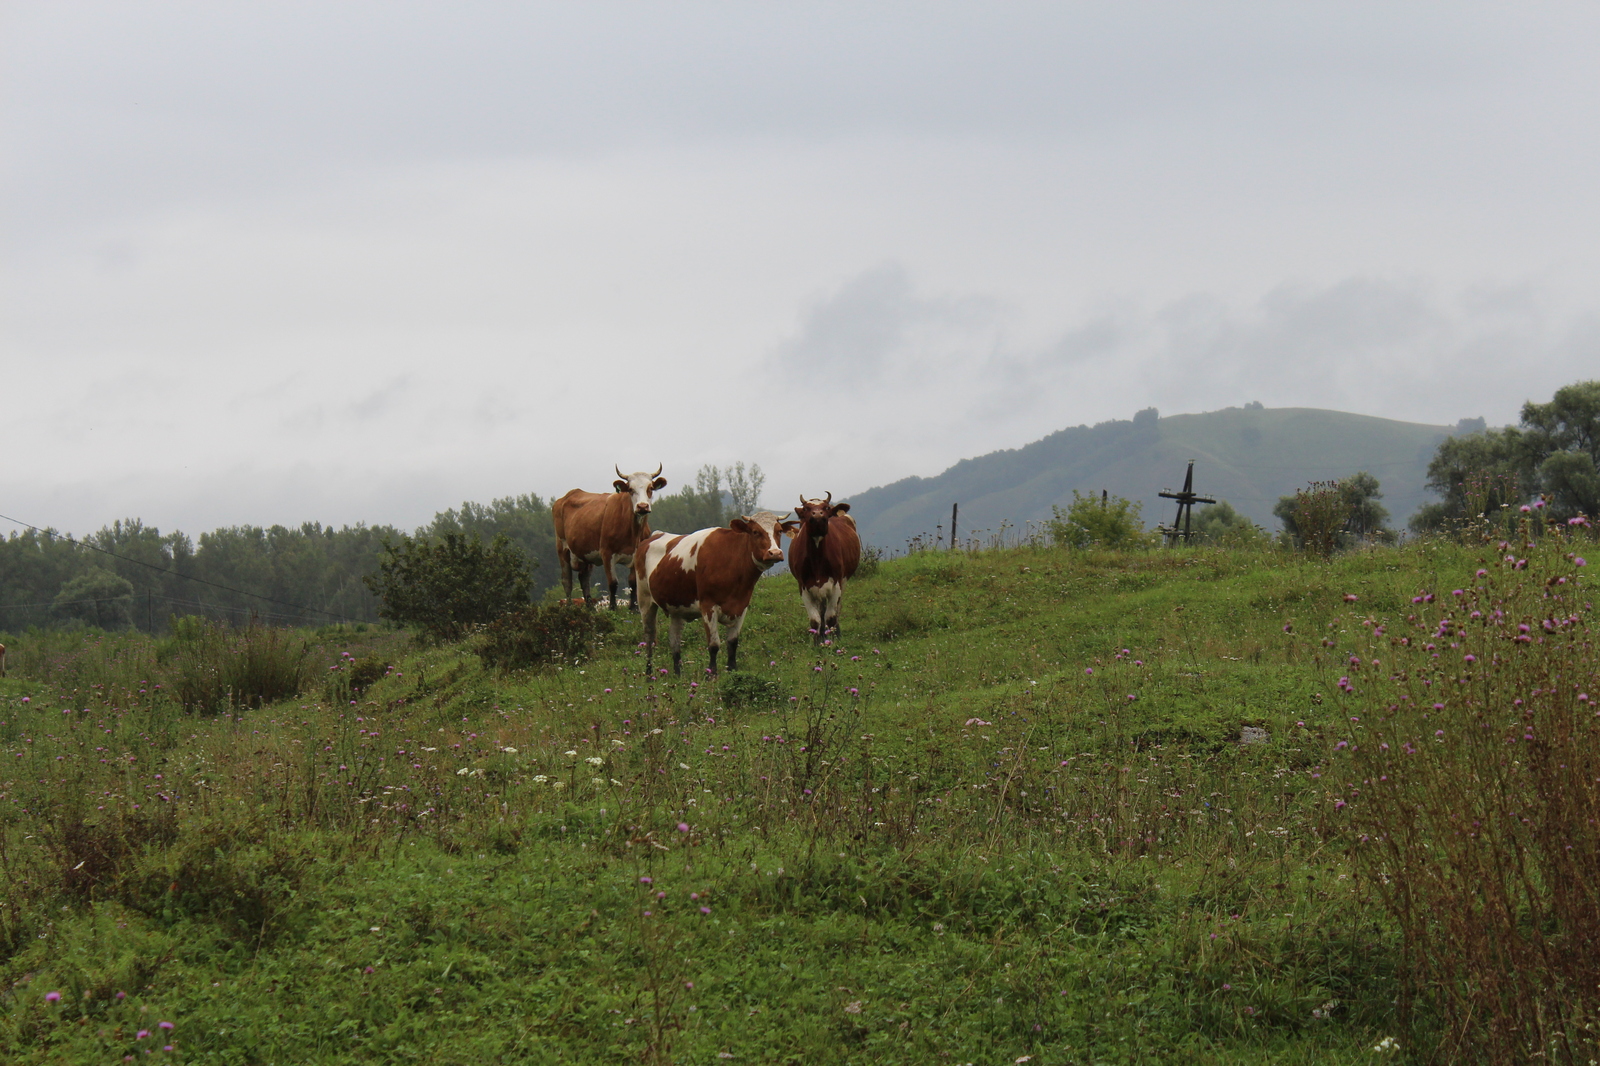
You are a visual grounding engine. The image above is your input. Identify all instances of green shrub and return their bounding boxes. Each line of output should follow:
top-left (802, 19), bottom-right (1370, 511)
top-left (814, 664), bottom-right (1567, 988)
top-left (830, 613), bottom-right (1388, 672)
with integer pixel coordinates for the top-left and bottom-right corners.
top-left (364, 531), bottom-right (534, 642)
top-left (1047, 490), bottom-right (1157, 550)
top-left (475, 602), bottom-right (616, 672)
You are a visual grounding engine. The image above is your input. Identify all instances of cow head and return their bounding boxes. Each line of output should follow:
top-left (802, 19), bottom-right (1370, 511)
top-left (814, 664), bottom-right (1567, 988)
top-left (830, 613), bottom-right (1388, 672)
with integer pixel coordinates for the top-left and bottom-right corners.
top-left (795, 493), bottom-right (850, 544)
top-left (614, 464), bottom-right (668, 516)
top-left (732, 512), bottom-right (796, 570)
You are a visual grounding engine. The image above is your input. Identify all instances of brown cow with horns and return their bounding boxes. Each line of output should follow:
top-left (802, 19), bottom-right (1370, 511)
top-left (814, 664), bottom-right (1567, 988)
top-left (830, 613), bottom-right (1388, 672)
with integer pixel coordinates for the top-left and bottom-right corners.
top-left (788, 493), bottom-right (860, 641)
top-left (636, 511), bottom-right (797, 676)
top-left (552, 465), bottom-right (667, 609)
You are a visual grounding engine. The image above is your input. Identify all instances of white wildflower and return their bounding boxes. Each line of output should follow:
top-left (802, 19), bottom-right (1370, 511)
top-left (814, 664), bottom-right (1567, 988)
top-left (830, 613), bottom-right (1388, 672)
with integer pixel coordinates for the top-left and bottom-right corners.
top-left (501, 746), bottom-right (518, 755)
top-left (564, 749), bottom-right (579, 757)
top-left (531, 775), bottom-right (548, 784)
top-left (586, 756), bottom-right (604, 766)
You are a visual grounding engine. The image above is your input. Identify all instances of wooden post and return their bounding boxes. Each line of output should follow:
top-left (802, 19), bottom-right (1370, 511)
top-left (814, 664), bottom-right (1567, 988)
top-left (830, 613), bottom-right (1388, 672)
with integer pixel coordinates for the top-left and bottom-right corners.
top-left (950, 503), bottom-right (959, 550)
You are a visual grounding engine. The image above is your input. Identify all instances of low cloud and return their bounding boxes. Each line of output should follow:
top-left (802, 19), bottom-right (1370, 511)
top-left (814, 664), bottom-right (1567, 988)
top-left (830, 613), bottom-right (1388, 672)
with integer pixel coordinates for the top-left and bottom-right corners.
top-left (774, 263), bottom-right (1003, 382)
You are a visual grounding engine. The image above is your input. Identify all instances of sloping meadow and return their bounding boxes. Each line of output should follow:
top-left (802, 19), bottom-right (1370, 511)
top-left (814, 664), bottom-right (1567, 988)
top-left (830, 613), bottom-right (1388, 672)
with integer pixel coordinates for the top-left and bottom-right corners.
top-left (0, 529), bottom-right (1594, 1063)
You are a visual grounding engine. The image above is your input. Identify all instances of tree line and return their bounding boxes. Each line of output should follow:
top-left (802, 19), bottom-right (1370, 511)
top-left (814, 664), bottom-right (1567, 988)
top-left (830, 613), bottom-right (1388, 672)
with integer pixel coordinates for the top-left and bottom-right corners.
top-left (0, 463), bottom-right (765, 635)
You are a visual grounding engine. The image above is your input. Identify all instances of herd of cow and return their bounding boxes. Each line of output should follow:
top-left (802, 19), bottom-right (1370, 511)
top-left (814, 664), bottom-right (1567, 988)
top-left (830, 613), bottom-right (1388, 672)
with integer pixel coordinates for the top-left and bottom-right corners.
top-left (551, 466), bottom-right (861, 677)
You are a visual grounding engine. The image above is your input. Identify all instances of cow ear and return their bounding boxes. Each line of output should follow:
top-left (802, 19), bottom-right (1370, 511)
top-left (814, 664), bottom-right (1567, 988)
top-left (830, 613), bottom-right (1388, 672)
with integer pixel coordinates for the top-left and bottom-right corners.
top-left (613, 479), bottom-right (629, 492)
top-left (831, 502), bottom-right (851, 515)
top-left (729, 517), bottom-right (754, 533)
top-left (652, 477), bottom-right (668, 490)
top-left (780, 521), bottom-right (800, 535)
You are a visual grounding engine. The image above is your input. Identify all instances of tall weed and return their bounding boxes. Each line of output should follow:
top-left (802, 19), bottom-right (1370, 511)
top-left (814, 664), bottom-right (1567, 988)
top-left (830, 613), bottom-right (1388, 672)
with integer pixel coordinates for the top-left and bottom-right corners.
top-left (1332, 520), bottom-right (1599, 1062)
top-left (169, 620), bottom-right (311, 714)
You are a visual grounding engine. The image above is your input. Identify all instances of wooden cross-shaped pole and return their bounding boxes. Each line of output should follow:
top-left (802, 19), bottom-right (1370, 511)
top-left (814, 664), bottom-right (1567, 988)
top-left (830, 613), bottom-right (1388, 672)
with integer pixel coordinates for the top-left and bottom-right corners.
top-left (1157, 461), bottom-right (1216, 546)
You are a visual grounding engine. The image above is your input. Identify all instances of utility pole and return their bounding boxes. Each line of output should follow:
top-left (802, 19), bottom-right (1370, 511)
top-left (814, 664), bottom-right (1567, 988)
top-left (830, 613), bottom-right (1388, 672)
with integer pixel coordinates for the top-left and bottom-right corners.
top-left (950, 503), bottom-right (959, 550)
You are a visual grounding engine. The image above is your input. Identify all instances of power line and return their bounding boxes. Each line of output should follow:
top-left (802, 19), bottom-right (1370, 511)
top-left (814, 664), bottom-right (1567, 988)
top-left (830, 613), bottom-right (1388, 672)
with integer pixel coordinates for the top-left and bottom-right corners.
top-left (0, 511), bottom-right (359, 623)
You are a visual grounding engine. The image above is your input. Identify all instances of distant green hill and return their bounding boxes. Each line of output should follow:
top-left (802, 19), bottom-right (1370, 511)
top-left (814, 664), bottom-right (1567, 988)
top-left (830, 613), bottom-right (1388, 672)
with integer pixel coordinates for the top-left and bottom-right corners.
top-left (847, 406), bottom-right (1459, 549)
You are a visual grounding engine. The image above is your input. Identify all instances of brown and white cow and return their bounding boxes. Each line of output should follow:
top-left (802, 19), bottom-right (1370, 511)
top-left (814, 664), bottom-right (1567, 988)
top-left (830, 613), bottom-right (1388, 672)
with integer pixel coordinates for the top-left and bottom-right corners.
top-left (552, 465), bottom-right (667, 609)
top-left (788, 493), bottom-right (861, 642)
top-left (636, 511), bottom-right (797, 676)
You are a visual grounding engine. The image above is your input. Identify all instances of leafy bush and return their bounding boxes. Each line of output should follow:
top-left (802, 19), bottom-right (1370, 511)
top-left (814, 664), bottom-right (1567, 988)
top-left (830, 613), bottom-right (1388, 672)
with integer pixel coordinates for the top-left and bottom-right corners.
top-left (169, 619), bottom-right (311, 714)
top-left (1189, 500), bottom-right (1271, 548)
top-left (363, 532), bottom-right (534, 642)
top-left (1047, 490), bottom-right (1156, 550)
top-left (1277, 481), bottom-right (1349, 557)
top-left (475, 603), bottom-right (616, 672)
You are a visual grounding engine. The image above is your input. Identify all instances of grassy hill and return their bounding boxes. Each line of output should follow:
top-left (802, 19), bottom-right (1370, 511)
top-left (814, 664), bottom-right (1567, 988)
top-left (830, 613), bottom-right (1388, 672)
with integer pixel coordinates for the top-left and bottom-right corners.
top-left (848, 406), bottom-right (1456, 550)
top-left (1, 530), bottom-right (1594, 1063)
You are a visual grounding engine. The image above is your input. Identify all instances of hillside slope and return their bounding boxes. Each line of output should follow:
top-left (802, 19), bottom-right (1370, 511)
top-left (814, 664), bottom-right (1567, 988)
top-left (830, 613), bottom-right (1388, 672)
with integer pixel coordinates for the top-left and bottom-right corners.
top-left (847, 405), bottom-right (1455, 549)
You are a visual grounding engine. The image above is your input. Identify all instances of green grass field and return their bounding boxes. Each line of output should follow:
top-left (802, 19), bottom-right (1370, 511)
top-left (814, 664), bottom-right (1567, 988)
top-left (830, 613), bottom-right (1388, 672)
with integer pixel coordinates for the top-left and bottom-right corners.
top-left (1, 531), bottom-right (1595, 1064)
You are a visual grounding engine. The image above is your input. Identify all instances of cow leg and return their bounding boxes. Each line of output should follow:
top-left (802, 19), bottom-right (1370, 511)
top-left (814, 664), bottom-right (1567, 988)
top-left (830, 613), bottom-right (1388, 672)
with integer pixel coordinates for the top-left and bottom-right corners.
top-left (825, 582), bottom-right (845, 640)
top-left (576, 559), bottom-right (596, 608)
top-left (557, 542), bottom-right (574, 602)
top-left (724, 610), bottom-right (747, 672)
top-left (641, 603), bottom-right (659, 677)
top-left (601, 553), bottom-right (621, 610)
top-left (669, 616), bottom-right (685, 676)
top-left (701, 609), bottom-right (723, 676)
top-left (801, 589), bottom-right (825, 643)
top-left (628, 568), bottom-right (639, 610)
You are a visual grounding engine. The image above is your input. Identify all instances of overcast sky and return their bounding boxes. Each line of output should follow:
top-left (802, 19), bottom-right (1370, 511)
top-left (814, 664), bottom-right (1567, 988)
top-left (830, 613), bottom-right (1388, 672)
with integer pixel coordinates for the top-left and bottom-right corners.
top-left (5, 2), bottom-right (1599, 537)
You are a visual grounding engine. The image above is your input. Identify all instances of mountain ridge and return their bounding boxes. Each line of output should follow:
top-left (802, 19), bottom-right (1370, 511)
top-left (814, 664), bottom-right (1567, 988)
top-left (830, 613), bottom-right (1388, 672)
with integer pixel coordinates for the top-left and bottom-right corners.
top-left (844, 405), bottom-right (1459, 549)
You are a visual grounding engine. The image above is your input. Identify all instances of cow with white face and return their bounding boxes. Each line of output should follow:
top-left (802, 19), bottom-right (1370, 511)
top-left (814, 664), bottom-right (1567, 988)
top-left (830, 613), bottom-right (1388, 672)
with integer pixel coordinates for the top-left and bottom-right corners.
top-left (788, 493), bottom-right (861, 642)
top-left (636, 511), bottom-right (797, 677)
top-left (552, 465), bottom-right (667, 609)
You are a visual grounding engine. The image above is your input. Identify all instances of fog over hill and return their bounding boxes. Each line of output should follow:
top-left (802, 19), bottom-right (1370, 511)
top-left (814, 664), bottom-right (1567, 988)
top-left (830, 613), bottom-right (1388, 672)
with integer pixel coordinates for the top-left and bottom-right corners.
top-left (845, 406), bottom-right (1464, 550)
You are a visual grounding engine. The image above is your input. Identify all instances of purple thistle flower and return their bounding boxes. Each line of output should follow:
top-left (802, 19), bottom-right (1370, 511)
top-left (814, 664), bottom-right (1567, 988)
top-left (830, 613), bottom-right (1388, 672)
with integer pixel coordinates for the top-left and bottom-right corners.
top-left (677, 822), bottom-right (689, 832)
top-left (158, 1021), bottom-right (173, 1031)
top-left (44, 991), bottom-right (60, 1003)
